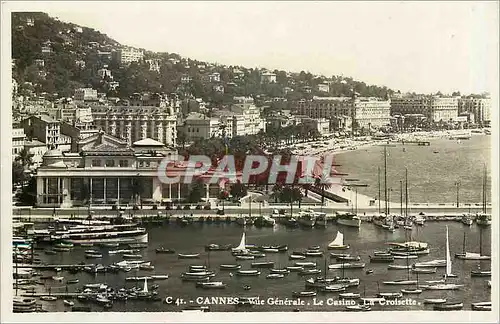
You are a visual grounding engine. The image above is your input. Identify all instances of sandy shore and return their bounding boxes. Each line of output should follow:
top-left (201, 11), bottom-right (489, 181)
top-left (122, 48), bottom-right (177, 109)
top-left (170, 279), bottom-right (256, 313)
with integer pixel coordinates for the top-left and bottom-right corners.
top-left (292, 129), bottom-right (486, 157)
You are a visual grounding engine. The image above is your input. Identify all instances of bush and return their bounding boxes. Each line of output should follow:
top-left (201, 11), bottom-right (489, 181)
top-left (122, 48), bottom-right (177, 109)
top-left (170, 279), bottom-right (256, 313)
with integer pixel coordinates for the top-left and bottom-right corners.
top-left (183, 205), bottom-right (191, 210)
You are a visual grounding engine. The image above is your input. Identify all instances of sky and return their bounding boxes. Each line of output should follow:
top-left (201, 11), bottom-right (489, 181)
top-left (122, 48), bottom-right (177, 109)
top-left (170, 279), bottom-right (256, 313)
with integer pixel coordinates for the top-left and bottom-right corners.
top-left (8, 1), bottom-right (500, 94)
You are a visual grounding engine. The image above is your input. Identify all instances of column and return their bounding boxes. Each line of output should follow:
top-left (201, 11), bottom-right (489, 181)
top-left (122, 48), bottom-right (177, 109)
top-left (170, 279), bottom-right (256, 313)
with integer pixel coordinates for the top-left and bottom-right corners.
top-left (177, 183), bottom-right (181, 200)
top-left (169, 183), bottom-right (172, 200)
top-left (117, 178), bottom-right (120, 204)
top-left (61, 178), bottom-right (72, 208)
top-left (90, 178), bottom-right (93, 203)
top-left (36, 177), bottom-right (44, 206)
top-left (205, 183), bottom-right (210, 201)
top-left (103, 178), bottom-right (107, 204)
top-left (152, 177), bottom-right (162, 203)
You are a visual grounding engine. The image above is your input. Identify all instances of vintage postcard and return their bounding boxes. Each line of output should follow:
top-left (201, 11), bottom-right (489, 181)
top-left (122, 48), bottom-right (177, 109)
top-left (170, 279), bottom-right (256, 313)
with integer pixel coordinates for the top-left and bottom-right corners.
top-left (1, 1), bottom-right (498, 323)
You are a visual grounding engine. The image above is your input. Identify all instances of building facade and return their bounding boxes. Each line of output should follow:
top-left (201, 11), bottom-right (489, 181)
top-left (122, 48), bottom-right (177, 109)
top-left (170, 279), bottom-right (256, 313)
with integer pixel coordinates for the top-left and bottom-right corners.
top-left (20, 115), bottom-right (61, 148)
top-left (261, 72), bottom-right (277, 83)
top-left (34, 133), bottom-right (232, 208)
top-left (114, 47), bottom-right (144, 65)
top-left (91, 105), bottom-right (177, 147)
top-left (390, 96), bottom-right (431, 118)
top-left (12, 128), bottom-right (26, 157)
top-left (353, 97), bottom-right (391, 129)
top-left (230, 97), bottom-right (266, 135)
top-left (74, 88), bottom-right (98, 101)
top-left (429, 96), bottom-right (458, 122)
top-left (458, 97), bottom-right (491, 125)
top-left (183, 113), bottom-right (221, 140)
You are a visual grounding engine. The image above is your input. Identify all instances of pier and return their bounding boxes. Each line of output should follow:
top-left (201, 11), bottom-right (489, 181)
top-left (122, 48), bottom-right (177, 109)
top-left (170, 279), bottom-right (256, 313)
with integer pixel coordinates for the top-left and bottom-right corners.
top-left (401, 140), bottom-right (431, 146)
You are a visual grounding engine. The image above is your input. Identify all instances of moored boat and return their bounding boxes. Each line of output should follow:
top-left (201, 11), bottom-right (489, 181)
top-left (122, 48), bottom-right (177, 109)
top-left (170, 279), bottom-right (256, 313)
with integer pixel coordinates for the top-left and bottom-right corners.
top-left (292, 291), bottom-right (316, 298)
top-left (196, 281), bottom-right (227, 289)
top-left (328, 263), bottom-right (365, 270)
top-left (178, 253), bottom-right (200, 259)
top-left (266, 273), bottom-right (285, 279)
top-left (219, 264), bottom-right (241, 270)
top-left (295, 261), bottom-right (317, 268)
top-left (413, 259), bottom-right (446, 268)
top-left (411, 268), bottom-right (437, 274)
top-left (433, 302), bottom-right (463, 310)
top-left (251, 261), bottom-right (275, 268)
top-left (345, 304), bottom-right (371, 311)
top-left (335, 212), bottom-right (361, 227)
top-left (339, 292), bottom-right (361, 299)
top-left (155, 247), bottom-right (175, 254)
top-left (236, 269), bottom-right (261, 276)
top-left (471, 301), bottom-right (491, 311)
top-left (423, 298), bottom-right (447, 304)
top-left (289, 254), bottom-right (306, 260)
top-left (369, 255), bottom-right (394, 262)
top-left (327, 231), bottom-right (350, 250)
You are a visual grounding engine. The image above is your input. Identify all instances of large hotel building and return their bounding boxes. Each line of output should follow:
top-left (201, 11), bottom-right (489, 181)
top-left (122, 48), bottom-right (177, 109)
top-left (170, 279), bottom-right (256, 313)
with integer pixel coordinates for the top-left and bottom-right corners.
top-left (91, 103), bottom-right (177, 147)
top-left (294, 96), bottom-right (391, 130)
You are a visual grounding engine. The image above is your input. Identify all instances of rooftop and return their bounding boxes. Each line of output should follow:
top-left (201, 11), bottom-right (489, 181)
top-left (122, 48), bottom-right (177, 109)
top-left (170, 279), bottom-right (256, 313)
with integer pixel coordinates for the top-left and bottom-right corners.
top-left (132, 138), bottom-right (165, 147)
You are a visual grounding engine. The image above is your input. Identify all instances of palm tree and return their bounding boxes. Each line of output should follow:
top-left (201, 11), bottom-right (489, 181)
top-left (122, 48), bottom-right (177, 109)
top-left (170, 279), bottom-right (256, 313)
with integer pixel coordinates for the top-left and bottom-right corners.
top-left (15, 148), bottom-right (33, 168)
top-left (315, 173), bottom-right (333, 212)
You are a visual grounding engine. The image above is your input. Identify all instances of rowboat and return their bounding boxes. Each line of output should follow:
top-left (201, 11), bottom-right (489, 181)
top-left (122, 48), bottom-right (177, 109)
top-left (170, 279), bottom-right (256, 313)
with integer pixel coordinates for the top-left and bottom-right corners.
top-left (196, 281), bottom-right (227, 289)
top-left (336, 255), bottom-right (361, 262)
top-left (251, 261), bottom-right (275, 268)
top-left (270, 268), bottom-right (290, 274)
top-left (413, 259), bottom-right (446, 268)
top-left (423, 283), bottom-right (463, 290)
top-left (471, 302), bottom-right (491, 311)
top-left (63, 300), bottom-right (74, 307)
top-left (299, 269), bottom-right (321, 276)
top-left (123, 254), bottom-right (143, 259)
top-left (328, 263), bottom-right (365, 269)
top-left (289, 254), bottom-right (306, 260)
top-left (286, 266), bottom-right (304, 272)
top-left (345, 304), bottom-right (371, 311)
top-left (219, 264), bottom-right (241, 270)
top-left (423, 298), bottom-right (447, 304)
top-left (471, 269), bottom-right (491, 277)
top-left (266, 273), bottom-right (285, 279)
top-left (392, 255), bottom-right (417, 260)
top-left (235, 255), bottom-right (254, 260)
top-left (433, 302), bottom-right (463, 310)
top-left (382, 280), bottom-right (417, 285)
top-left (377, 292), bottom-right (403, 299)
top-left (321, 285), bottom-right (347, 293)
top-left (295, 262), bottom-right (317, 268)
top-left (339, 292), bottom-right (361, 299)
top-left (411, 268), bottom-right (437, 274)
top-left (292, 291), bottom-right (316, 298)
top-left (388, 264), bottom-right (412, 270)
top-left (155, 247), bottom-right (175, 254)
top-left (304, 250), bottom-right (323, 257)
top-left (40, 296), bottom-right (57, 301)
top-left (178, 253), bottom-right (200, 259)
top-left (400, 288), bottom-right (423, 294)
top-left (236, 269), bottom-right (261, 276)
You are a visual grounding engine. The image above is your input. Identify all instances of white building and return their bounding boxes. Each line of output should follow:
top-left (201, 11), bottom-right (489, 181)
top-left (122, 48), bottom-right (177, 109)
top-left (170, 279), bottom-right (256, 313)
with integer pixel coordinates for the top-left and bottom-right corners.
top-left (430, 96), bottom-right (458, 122)
top-left (458, 97), bottom-right (491, 124)
top-left (261, 72), bottom-right (277, 83)
top-left (230, 97), bottom-right (265, 135)
top-left (12, 128), bottom-right (26, 157)
top-left (97, 68), bottom-right (112, 79)
top-left (353, 97), bottom-right (391, 129)
top-left (24, 139), bottom-right (48, 169)
top-left (317, 83), bottom-right (330, 93)
top-left (114, 47), bottom-right (144, 65)
top-left (184, 113), bottom-right (221, 140)
top-left (146, 59), bottom-right (161, 73)
top-left (74, 88), bottom-right (98, 101)
top-left (209, 72), bottom-right (221, 83)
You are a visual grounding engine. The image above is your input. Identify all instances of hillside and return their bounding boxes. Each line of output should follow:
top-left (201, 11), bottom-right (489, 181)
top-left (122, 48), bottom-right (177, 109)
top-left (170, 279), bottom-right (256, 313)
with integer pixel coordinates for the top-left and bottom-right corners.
top-left (12, 12), bottom-right (395, 106)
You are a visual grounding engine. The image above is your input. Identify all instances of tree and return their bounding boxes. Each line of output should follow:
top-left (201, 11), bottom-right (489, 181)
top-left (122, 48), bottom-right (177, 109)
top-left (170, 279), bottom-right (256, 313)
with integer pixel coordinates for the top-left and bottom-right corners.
top-left (230, 181), bottom-right (248, 200)
top-left (15, 148), bottom-right (33, 168)
top-left (12, 161), bottom-right (26, 184)
top-left (314, 174), bottom-right (333, 211)
top-left (16, 177), bottom-right (37, 206)
top-left (280, 185), bottom-right (303, 217)
top-left (187, 178), bottom-right (206, 203)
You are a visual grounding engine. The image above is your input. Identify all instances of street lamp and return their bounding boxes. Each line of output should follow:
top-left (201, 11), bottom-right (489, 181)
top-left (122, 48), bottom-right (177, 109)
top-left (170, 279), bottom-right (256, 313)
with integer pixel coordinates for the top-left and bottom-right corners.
top-left (455, 181), bottom-right (461, 208)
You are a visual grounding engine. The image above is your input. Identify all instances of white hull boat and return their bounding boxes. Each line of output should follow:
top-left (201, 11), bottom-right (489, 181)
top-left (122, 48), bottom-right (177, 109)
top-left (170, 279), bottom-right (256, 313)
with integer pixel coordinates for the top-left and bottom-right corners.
top-left (423, 298), bottom-right (447, 304)
top-left (327, 231), bottom-right (350, 250)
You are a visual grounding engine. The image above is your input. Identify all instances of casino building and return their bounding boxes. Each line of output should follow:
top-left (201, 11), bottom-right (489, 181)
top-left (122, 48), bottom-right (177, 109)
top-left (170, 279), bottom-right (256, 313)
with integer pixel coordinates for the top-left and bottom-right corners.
top-left (34, 132), bottom-right (238, 208)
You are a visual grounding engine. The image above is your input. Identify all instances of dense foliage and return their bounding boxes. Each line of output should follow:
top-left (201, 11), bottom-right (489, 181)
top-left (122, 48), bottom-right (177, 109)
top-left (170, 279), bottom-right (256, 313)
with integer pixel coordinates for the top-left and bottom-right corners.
top-left (12, 12), bottom-right (396, 104)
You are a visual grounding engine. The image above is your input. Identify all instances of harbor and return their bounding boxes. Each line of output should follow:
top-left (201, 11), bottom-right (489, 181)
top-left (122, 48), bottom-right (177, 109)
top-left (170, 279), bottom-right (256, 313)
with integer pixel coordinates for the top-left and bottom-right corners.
top-left (12, 217), bottom-right (491, 313)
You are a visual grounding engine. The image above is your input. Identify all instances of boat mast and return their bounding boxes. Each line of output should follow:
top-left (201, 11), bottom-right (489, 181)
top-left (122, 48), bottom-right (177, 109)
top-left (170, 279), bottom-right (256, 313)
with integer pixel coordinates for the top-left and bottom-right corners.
top-left (400, 180), bottom-right (403, 217)
top-left (483, 165), bottom-right (487, 214)
top-left (378, 167), bottom-right (381, 214)
top-left (479, 228), bottom-right (483, 256)
top-left (405, 169), bottom-right (408, 219)
top-left (384, 146), bottom-right (388, 216)
top-left (462, 232), bottom-right (466, 255)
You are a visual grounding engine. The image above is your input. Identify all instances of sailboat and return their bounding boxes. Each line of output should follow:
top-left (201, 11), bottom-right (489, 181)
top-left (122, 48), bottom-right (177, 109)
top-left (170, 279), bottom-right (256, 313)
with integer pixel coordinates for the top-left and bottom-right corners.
top-left (401, 272), bottom-right (422, 294)
top-left (327, 231), bottom-right (350, 250)
top-left (424, 226), bottom-right (463, 290)
top-left (231, 232), bottom-right (248, 255)
top-left (455, 231), bottom-right (491, 260)
top-left (383, 246), bottom-right (417, 285)
top-left (476, 165), bottom-right (491, 226)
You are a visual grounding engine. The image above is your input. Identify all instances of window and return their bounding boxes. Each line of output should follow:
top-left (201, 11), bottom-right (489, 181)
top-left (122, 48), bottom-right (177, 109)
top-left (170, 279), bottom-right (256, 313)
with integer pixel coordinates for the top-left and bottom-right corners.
top-left (119, 160), bottom-right (129, 167)
top-left (92, 159), bottom-right (101, 167)
top-left (145, 161), bottom-right (151, 167)
top-left (105, 160), bottom-right (115, 167)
